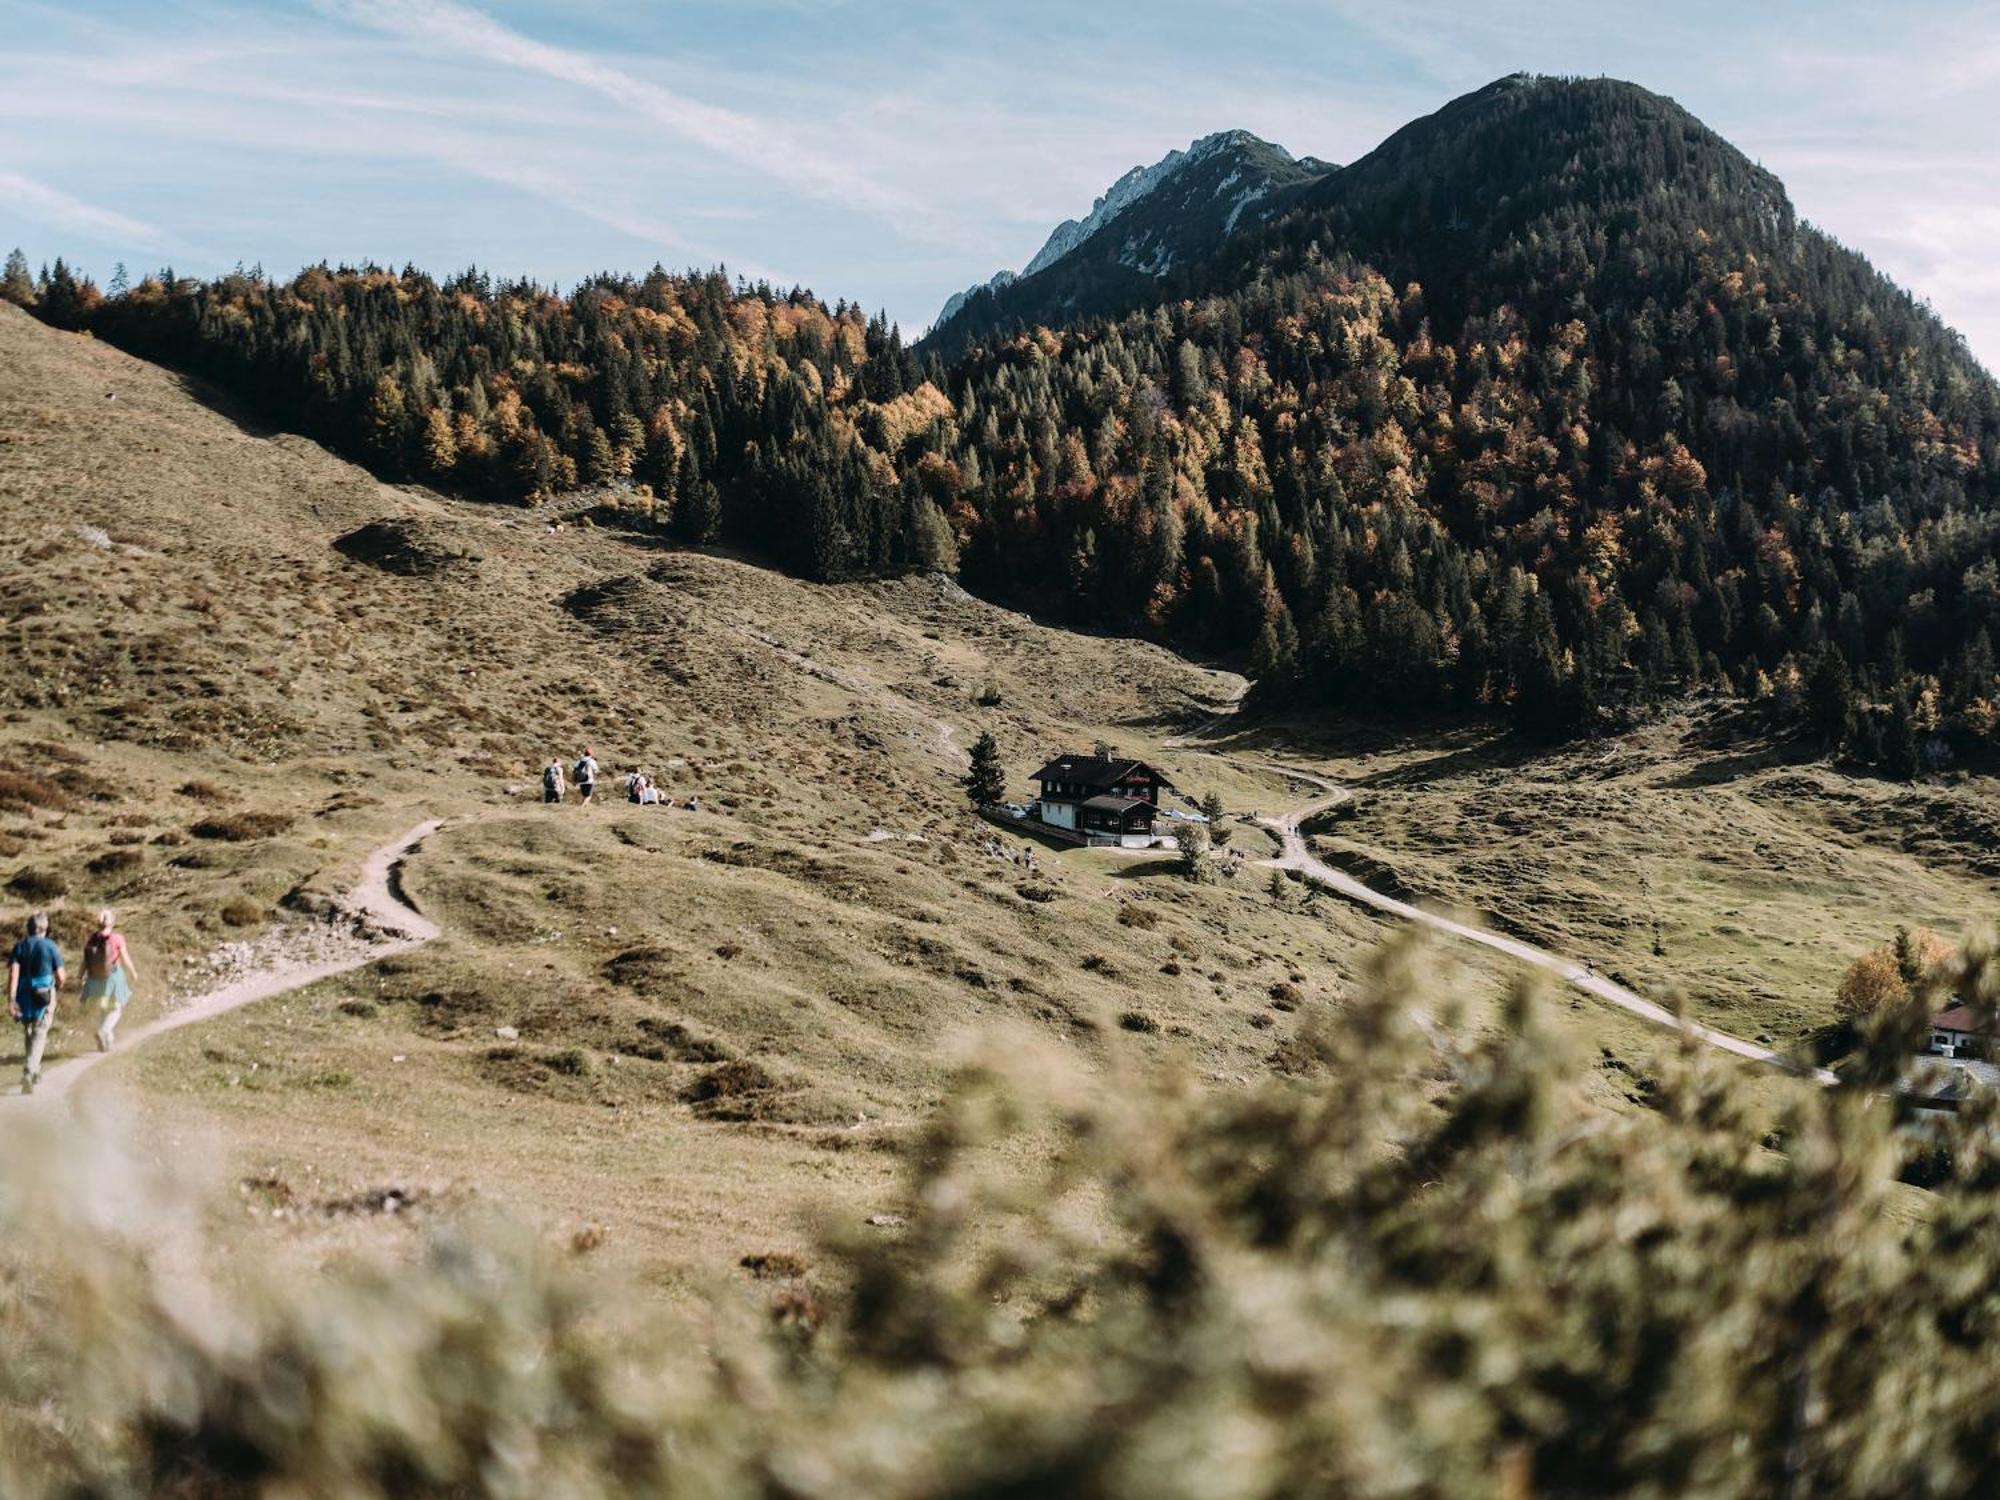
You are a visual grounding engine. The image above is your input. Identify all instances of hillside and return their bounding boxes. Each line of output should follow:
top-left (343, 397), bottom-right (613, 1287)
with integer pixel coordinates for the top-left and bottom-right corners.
top-left (938, 74), bottom-right (2000, 754)
top-left (926, 128), bottom-right (1335, 353)
top-left (15, 250), bottom-right (2000, 1500)
top-left (0, 301), bottom-right (1517, 1285)
top-left (22, 76), bottom-right (2000, 773)
top-left (8, 292), bottom-right (1996, 1264)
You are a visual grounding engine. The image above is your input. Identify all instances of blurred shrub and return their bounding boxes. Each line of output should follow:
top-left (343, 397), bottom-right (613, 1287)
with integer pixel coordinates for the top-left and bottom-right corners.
top-left (4, 931), bottom-right (2000, 1496)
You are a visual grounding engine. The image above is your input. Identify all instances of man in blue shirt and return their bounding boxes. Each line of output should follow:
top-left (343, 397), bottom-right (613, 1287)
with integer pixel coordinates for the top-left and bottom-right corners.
top-left (8, 911), bottom-right (64, 1094)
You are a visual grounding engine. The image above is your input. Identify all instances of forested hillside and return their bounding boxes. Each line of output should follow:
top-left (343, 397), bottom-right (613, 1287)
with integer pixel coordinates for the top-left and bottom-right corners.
top-left (938, 76), bottom-right (2000, 762)
top-left (9, 74), bottom-right (2000, 767)
top-left (4, 255), bottom-right (955, 582)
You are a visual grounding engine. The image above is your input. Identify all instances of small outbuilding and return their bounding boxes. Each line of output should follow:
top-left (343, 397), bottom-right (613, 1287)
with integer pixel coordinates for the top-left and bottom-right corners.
top-left (1928, 999), bottom-right (1994, 1061)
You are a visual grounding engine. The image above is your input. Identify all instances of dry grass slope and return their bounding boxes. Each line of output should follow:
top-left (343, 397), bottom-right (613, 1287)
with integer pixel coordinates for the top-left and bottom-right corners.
top-left (2, 303), bottom-right (1979, 1293)
top-left (0, 305), bottom-right (1478, 1285)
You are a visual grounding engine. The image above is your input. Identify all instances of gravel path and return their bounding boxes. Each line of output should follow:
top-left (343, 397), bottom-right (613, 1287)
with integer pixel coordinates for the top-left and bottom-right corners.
top-left (1245, 765), bottom-right (1836, 1082)
top-left (9, 820), bottom-right (442, 1104)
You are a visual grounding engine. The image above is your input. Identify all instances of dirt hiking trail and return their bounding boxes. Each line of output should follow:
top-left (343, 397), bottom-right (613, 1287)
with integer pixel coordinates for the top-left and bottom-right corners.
top-left (8, 821), bottom-right (442, 1104)
top-left (1239, 759), bottom-right (1838, 1083)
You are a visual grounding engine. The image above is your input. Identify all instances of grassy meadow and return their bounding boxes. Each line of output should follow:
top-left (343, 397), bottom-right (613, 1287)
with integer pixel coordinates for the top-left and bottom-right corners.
top-left (0, 300), bottom-right (1982, 1295)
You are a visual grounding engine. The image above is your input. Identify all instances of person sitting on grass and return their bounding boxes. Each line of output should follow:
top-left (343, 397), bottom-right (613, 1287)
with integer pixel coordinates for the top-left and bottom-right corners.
top-left (574, 746), bottom-right (599, 805)
top-left (8, 911), bottom-right (64, 1095)
top-left (81, 908), bottom-right (139, 1052)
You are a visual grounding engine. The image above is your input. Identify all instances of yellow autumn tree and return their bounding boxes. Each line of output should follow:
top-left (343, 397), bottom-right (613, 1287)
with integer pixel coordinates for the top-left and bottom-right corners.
top-left (1835, 948), bottom-right (1908, 1019)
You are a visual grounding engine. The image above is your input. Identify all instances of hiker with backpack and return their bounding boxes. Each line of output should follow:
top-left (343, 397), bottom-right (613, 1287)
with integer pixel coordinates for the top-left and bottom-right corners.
top-left (81, 908), bottom-right (138, 1052)
top-left (543, 758), bottom-right (567, 804)
top-left (574, 747), bottom-right (599, 805)
top-left (8, 911), bottom-right (64, 1094)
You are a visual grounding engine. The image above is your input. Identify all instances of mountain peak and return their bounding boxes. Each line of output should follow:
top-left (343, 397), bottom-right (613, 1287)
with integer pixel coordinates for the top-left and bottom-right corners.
top-left (1018, 129), bottom-right (1277, 279)
top-left (927, 128), bottom-right (1333, 348)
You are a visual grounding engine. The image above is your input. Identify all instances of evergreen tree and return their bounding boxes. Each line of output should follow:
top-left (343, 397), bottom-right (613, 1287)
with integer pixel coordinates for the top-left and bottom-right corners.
top-left (1174, 820), bottom-right (1216, 884)
top-left (1805, 649), bottom-right (1858, 752)
top-left (963, 731), bottom-right (1006, 808)
top-left (1884, 692), bottom-right (1920, 780)
top-left (1, 248), bottom-right (34, 307)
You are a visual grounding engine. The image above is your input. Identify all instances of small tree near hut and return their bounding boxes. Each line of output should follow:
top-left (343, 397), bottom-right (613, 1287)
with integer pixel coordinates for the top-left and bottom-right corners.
top-left (1835, 949), bottom-right (1907, 1021)
top-left (964, 731), bottom-right (1006, 809)
top-left (1894, 925), bottom-right (1956, 987)
top-left (1175, 820), bottom-right (1216, 884)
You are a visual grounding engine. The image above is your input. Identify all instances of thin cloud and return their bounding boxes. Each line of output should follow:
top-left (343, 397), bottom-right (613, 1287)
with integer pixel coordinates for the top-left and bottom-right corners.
top-left (0, 169), bottom-right (178, 251)
top-left (315, 0), bottom-right (968, 247)
top-left (435, 148), bottom-right (798, 286)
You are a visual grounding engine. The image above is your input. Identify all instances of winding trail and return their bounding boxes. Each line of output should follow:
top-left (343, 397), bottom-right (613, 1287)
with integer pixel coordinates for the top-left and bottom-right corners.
top-left (1180, 727), bottom-right (1835, 1082)
top-left (11, 820), bottom-right (443, 1104)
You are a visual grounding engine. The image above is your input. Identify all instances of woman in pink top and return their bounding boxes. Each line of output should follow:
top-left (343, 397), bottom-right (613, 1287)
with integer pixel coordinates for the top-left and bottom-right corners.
top-left (81, 908), bottom-right (139, 1051)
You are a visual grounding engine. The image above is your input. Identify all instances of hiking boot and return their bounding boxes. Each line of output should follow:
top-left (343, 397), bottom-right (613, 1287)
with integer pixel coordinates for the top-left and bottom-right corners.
top-left (96, 1025), bottom-right (112, 1052)
top-left (21, 1072), bottom-right (34, 1096)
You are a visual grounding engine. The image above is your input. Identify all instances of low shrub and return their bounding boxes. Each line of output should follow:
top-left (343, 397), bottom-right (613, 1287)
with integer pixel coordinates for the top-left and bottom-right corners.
top-left (6, 867), bottom-right (68, 901)
top-left (190, 812), bottom-right (293, 842)
top-left (683, 1058), bottom-right (775, 1103)
top-left (0, 772), bottom-right (71, 815)
top-left (86, 848), bottom-right (143, 877)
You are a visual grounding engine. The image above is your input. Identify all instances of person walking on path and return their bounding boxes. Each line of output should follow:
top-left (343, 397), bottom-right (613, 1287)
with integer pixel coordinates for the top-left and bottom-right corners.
top-left (574, 746), bottom-right (599, 805)
top-left (543, 758), bottom-right (567, 804)
top-left (80, 908), bottom-right (138, 1052)
top-left (8, 912), bottom-right (64, 1094)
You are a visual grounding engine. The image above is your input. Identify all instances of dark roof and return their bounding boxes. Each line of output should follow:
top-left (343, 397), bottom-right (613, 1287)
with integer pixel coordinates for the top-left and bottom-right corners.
top-left (1030, 754), bottom-right (1173, 790)
top-left (1081, 794), bottom-right (1151, 815)
top-left (1932, 1001), bottom-right (1993, 1034)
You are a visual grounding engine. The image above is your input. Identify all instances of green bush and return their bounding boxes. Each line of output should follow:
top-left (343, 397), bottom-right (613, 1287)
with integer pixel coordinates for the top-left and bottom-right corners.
top-left (2, 932), bottom-right (1999, 1496)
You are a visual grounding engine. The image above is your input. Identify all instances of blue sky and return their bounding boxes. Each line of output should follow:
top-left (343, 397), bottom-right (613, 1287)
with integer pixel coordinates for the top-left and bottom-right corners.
top-left (3, 0), bottom-right (1997, 367)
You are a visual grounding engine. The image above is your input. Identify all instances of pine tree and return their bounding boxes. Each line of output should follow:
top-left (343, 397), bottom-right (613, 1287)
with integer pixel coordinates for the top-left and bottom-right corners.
top-left (583, 424), bottom-right (616, 486)
top-left (1885, 692), bottom-right (1919, 781)
top-left (1174, 821), bottom-right (1216, 884)
top-left (37, 257), bottom-right (93, 329)
top-left (2, 248), bottom-right (36, 307)
top-left (365, 372), bottom-right (410, 471)
top-left (963, 731), bottom-right (1006, 808)
top-left (1805, 648), bottom-right (1857, 752)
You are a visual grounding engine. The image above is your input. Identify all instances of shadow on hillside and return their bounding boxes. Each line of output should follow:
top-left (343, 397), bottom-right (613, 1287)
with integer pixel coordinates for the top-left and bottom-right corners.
top-left (161, 368), bottom-right (288, 442)
top-left (1172, 709), bottom-right (1538, 789)
top-left (1100, 856), bottom-right (1180, 880)
top-left (1659, 717), bottom-right (1813, 788)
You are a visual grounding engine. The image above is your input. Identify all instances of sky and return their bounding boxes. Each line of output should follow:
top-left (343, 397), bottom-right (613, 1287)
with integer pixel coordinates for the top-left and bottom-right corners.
top-left (2, 0), bottom-right (1997, 367)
